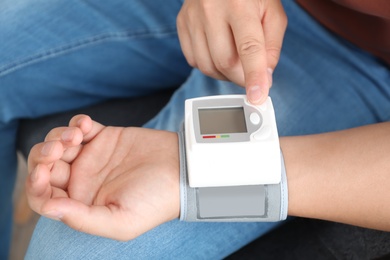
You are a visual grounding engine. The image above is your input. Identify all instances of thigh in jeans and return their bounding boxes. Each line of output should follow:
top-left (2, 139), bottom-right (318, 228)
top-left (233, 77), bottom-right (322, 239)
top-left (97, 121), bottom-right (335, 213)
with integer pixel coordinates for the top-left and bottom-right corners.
top-left (0, 0), bottom-right (188, 258)
top-left (0, 0), bottom-right (189, 122)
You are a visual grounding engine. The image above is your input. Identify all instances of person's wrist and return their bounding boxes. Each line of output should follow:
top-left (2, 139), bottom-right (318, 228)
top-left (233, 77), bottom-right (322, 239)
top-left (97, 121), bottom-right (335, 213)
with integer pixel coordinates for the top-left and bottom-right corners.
top-left (163, 132), bottom-right (181, 221)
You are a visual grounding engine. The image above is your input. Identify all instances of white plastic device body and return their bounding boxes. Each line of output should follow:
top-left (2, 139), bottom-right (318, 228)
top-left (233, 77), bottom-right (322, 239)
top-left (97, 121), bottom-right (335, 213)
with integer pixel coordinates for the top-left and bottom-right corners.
top-left (184, 95), bottom-right (281, 188)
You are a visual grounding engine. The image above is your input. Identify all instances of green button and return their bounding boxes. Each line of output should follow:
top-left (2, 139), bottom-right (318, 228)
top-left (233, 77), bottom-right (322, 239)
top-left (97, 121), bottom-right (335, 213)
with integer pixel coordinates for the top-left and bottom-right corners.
top-left (221, 135), bottom-right (230, 138)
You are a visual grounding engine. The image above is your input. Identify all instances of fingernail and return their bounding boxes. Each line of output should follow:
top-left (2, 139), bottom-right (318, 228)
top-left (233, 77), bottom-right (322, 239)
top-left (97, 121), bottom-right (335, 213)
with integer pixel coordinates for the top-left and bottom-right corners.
top-left (248, 85), bottom-right (263, 104)
top-left (44, 210), bottom-right (63, 221)
top-left (61, 129), bottom-right (74, 142)
top-left (267, 68), bottom-right (273, 87)
top-left (41, 142), bottom-right (54, 156)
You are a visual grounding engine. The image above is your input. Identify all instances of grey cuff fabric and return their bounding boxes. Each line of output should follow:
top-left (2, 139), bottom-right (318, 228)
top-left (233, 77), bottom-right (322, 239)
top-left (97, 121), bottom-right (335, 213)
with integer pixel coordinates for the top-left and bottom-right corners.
top-left (178, 130), bottom-right (288, 222)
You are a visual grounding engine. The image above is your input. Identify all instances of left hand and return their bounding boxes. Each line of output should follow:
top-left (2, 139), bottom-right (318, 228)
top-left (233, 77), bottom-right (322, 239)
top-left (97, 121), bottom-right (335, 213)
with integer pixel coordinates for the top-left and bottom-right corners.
top-left (26, 115), bottom-right (180, 240)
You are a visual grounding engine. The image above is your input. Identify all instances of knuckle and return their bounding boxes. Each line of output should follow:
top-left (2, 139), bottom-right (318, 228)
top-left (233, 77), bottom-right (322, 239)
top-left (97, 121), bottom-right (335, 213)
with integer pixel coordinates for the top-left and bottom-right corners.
top-left (198, 62), bottom-right (226, 81)
top-left (200, 0), bottom-right (211, 11)
top-left (198, 63), bottom-right (217, 77)
top-left (266, 45), bottom-right (282, 67)
top-left (176, 14), bottom-right (185, 30)
top-left (214, 56), bottom-right (237, 72)
top-left (274, 3), bottom-right (288, 27)
top-left (185, 56), bottom-right (196, 68)
top-left (273, 12), bottom-right (288, 33)
top-left (229, 0), bottom-right (247, 13)
top-left (30, 143), bottom-right (41, 155)
top-left (201, 1), bottom-right (216, 21)
top-left (237, 38), bottom-right (264, 57)
top-left (72, 220), bottom-right (87, 233)
top-left (181, 48), bottom-right (196, 68)
top-left (185, 6), bottom-right (198, 24)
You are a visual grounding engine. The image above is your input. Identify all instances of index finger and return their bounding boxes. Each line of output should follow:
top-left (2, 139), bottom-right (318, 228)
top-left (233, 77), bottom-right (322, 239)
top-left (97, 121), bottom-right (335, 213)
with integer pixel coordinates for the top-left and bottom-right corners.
top-left (230, 6), bottom-right (269, 104)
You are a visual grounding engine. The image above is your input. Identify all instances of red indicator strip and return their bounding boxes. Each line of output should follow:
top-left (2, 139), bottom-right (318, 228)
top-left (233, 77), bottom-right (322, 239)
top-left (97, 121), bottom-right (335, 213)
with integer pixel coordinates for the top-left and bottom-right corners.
top-left (202, 135), bottom-right (230, 139)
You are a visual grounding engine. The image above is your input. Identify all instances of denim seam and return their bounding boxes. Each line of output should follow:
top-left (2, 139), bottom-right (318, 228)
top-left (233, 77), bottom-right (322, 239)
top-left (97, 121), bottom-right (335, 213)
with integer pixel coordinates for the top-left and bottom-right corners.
top-left (0, 27), bottom-right (177, 77)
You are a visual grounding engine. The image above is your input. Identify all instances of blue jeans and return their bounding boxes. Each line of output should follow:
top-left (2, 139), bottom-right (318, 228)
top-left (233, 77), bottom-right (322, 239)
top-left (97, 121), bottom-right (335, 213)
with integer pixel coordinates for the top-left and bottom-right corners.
top-left (0, 0), bottom-right (388, 258)
top-left (2, 0), bottom-right (188, 258)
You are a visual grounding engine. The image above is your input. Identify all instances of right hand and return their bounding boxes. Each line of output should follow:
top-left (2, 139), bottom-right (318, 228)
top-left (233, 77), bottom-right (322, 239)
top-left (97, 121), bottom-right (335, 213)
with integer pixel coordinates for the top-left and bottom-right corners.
top-left (177, 0), bottom-right (287, 104)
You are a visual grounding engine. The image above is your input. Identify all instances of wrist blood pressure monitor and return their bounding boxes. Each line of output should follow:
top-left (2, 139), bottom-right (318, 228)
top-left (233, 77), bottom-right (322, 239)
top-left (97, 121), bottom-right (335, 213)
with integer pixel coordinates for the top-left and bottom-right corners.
top-left (178, 95), bottom-right (288, 222)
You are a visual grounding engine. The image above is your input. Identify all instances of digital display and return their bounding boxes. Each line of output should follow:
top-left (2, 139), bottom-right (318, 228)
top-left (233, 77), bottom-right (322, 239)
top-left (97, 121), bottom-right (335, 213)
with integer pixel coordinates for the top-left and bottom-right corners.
top-left (198, 107), bottom-right (247, 135)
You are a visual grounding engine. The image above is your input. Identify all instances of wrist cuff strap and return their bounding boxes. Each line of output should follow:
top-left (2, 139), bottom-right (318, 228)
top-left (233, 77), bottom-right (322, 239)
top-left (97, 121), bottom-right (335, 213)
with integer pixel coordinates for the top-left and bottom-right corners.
top-left (178, 130), bottom-right (288, 222)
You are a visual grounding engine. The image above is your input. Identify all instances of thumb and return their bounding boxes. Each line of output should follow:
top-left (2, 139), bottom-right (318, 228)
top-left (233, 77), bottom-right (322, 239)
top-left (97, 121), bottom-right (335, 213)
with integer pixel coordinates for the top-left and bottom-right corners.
top-left (42, 198), bottom-right (127, 240)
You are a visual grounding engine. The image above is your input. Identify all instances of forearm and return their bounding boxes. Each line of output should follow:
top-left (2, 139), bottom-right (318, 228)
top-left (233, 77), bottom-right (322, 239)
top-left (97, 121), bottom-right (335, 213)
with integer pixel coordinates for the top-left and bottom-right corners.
top-left (282, 122), bottom-right (390, 231)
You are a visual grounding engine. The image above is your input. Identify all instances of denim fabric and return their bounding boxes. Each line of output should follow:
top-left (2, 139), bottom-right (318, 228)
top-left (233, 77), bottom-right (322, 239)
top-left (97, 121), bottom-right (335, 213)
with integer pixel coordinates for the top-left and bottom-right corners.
top-left (0, 0), bottom-right (388, 258)
top-left (1, 0), bottom-right (187, 258)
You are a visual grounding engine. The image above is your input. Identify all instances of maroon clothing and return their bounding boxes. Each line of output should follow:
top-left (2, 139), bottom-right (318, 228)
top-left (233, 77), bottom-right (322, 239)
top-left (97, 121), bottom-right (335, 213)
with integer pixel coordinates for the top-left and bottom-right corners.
top-left (296, 0), bottom-right (390, 65)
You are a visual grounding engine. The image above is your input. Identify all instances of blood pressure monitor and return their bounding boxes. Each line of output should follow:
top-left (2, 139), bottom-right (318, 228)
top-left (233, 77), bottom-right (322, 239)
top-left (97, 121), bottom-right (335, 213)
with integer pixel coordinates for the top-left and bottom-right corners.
top-left (179, 95), bottom-right (288, 222)
top-left (184, 95), bottom-right (281, 187)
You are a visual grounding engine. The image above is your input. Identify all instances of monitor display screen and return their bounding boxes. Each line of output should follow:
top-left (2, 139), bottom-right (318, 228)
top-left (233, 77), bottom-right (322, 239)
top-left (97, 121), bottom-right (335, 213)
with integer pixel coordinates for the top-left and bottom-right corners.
top-left (198, 107), bottom-right (247, 135)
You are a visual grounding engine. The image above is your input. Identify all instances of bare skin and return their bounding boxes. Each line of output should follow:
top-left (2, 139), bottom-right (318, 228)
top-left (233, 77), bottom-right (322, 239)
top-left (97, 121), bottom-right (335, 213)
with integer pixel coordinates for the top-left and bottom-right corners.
top-left (177, 0), bottom-right (287, 104)
top-left (26, 115), bottom-right (390, 241)
top-left (26, 115), bottom-right (179, 241)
